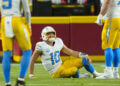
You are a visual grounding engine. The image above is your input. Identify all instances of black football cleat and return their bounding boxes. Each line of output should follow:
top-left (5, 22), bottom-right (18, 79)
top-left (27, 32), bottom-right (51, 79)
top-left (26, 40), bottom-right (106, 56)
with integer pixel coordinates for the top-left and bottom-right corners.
top-left (6, 85), bottom-right (11, 86)
top-left (15, 79), bottom-right (25, 86)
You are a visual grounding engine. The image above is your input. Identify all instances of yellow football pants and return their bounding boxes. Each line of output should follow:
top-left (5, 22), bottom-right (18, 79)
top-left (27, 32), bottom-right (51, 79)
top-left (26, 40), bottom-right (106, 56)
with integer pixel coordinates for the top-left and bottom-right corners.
top-left (52, 58), bottom-right (83, 78)
top-left (1, 17), bottom-right (31, 51)
top-left (102, 18), bottom-right (120, 50)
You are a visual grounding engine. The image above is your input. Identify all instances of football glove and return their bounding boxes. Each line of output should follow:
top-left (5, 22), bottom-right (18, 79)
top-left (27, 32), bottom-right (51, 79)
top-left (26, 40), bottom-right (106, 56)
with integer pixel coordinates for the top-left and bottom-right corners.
top-left (29, 74), bottom-right (37, 79)
top-left (79, 52), bottom-right (88, 58)
top-left (96, 14), bottom-right (103, 26)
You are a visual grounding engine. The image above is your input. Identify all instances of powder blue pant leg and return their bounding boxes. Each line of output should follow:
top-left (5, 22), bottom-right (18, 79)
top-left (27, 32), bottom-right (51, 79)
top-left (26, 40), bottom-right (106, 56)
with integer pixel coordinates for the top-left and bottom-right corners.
top-left (113, 48), bottom-right (120, 67)
top-left (104, 48), bottom-right (113, 67)
top-left (19, 49), bottom-right (32, 78)
top-left (2, 51), bottom-right (12, 82)
top-left (82, 58), bottom-right (95, 73)
top-left (72, 69), bottom-right (80, 78)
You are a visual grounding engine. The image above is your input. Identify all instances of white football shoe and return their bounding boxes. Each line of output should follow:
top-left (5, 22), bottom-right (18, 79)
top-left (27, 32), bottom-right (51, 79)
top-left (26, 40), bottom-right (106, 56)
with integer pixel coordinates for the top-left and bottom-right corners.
top-left (96, 69), bottom-right (113, 79)
top-left (93, 71), bottom-right (104, 78)
top-left (113, 71), bottom-right (119, 79)
top-left (79, 74), bottom-right (90, 78)
top-left (113, 67), bottom-right (119, 79)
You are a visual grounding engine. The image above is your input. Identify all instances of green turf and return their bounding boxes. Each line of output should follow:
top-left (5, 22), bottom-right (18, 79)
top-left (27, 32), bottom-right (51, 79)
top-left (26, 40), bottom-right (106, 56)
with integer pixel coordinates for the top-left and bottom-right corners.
top-left (0, 62), bottom-right (120, 86)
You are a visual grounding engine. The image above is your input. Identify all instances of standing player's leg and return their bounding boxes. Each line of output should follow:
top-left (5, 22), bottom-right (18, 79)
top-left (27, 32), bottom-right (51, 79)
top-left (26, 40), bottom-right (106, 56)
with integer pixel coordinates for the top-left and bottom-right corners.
top-left (112, 31), bottom-right (120, 78)
top-left (1, 17), bottom-right (13, 86)
top-left (13, 18), bottom-right (32, 86)
top-left (97, 19), bottom-right (118, 79)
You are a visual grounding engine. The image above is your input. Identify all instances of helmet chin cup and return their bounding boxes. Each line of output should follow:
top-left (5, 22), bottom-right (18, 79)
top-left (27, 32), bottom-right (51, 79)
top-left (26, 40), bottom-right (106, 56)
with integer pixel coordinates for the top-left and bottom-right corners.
top-left (48, 38), bottom-right (56, 42)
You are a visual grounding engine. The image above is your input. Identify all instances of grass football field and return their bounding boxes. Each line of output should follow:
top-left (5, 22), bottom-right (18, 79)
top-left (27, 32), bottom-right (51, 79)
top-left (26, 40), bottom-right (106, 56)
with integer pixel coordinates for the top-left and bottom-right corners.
top-left (0, 62), bottom-right (120, 86)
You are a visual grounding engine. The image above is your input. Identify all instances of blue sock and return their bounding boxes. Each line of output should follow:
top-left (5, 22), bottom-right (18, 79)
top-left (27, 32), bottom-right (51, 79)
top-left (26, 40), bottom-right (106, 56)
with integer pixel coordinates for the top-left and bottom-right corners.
top-left (104, 48), bottom-right (113, 67)
top-left (113, 48), bottom-right (120, 67)
top-left (19, 49), bottom-right (32, 78)
top-left (72, 69), bottom-right (80, 78)
top-left (2, 51), bottom-right (12, 82)
top-left (82, 58), bottom-right (95, 73)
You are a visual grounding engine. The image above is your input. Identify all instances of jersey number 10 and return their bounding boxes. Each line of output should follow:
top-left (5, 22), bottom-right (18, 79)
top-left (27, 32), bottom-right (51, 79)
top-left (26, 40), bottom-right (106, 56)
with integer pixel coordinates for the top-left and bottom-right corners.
top-left (2, 0), bottom-right (12, 9)
top-left (50, 51), bottom-right (60, 65)
top-left (118, 1), bottom-right (120, 5)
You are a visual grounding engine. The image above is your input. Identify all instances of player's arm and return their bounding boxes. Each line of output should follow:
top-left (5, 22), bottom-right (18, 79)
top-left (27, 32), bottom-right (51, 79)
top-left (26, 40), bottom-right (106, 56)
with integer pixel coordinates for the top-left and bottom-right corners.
top-left (100, 0), bottom-right (112, 15)
top-left (61, 45), bottom-right (91, 64)
top-left (96, 0), bottom-right (112, 26)
top-left (21, 0), bottom-right (31, 34)
top-left (29, 50), bottom-right (42, 79)
top-left (0, 0), bottom-right (1, 39)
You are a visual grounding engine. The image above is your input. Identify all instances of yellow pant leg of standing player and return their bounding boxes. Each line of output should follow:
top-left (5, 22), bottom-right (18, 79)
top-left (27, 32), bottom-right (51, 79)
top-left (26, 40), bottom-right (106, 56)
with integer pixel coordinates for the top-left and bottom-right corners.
top-left (112, 30), bottom-right (120, 49)
top-left (1, 17), bottom-right (13, 51)
top-left (1, 17), bottom-right (32, 83)
top-left (1, 17), bottom-right (31, 51)
top-left (0, 26), bottom-right (1, 40)
top-left (102, 18), bottom-right (120, 50)
top-left (100, 18), bottom-right (120, 78)
top-left (12, 17), bottom-right (31, 50)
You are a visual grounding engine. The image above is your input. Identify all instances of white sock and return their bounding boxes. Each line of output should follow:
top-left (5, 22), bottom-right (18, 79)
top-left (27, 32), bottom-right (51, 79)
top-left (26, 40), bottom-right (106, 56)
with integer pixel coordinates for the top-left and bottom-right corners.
top-left (18, 77), bottom-right (24, 81)
top-left (5, 82), bottom-right (11, 85)
top-left (106, 67), bottom-right (112, 70)
top-left (113, 67), bottom-right (119, 72)
top-left (92, 70), bottom-right (99, 75)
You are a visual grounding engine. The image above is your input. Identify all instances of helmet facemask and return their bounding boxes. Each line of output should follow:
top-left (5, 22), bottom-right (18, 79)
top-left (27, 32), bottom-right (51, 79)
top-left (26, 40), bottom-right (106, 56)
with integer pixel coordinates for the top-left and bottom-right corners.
top-left (45, 31), bottom-right (56, 42)
top-left (41, 26), bottom-right (56, 42)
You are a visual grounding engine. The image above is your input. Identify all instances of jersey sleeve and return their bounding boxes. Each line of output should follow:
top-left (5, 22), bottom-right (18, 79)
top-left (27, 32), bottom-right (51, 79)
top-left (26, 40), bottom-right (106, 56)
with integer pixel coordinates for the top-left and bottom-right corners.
top-left (57, 38), bottom-right (64, 48)
top-left (21, 0), bottom-right (31, 27)
top-left (35, 42), bottom-right (43, 51)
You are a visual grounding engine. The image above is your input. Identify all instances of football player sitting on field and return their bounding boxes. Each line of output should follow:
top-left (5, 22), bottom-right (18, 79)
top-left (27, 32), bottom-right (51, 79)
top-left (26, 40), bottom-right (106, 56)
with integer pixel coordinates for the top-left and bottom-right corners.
top-left (29, 26), bottom-right (101, 78)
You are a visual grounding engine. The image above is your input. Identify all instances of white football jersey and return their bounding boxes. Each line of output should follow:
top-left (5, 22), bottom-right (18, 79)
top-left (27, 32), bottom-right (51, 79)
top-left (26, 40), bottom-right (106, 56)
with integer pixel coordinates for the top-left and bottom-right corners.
top-left (104, 0), bottom-right (120, 19)
top-left (35, 38), bottom-right (64, 74)
top-left (0, 0), bottom-right (30, 17)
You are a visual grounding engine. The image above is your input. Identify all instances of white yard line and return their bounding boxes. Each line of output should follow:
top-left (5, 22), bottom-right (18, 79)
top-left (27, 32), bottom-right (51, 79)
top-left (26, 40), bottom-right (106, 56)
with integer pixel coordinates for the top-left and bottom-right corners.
top-left (88, 83), bottom-right (120, 85)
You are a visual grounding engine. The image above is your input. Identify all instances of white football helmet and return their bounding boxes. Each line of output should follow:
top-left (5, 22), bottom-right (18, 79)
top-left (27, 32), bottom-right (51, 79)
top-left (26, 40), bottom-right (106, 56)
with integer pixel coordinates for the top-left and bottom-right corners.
top-left (41, 26), bottom-right (56, 42)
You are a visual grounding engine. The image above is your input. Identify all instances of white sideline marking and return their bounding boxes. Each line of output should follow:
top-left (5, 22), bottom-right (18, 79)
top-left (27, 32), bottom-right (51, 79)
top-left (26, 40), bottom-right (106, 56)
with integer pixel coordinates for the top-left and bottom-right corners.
top-left (88, 83), bottom-right (120, 85)
top-left (16, 83), bottom-right (120, 86)
top-left (10, 63), bottom-right (42, 66)
top-left (27, 84), bottom-right (49, 86)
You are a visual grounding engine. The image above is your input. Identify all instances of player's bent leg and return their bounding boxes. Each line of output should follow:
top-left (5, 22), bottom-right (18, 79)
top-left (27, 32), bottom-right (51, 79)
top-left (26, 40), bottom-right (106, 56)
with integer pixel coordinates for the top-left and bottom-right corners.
top-left (52, 66), bottom-right (78, 78)
top-left (2, 51), bottom-right (12, 84)
top-left (62, 58), bottom-right (83, 69)
top-left (82, 58), bottom-right (102, 78)
top-left (82, 58), bottom-right (95, 73)
top-left (52, 66), bottom-right (89, 78)
top-left (72, 69), bottom-right (90, 78)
